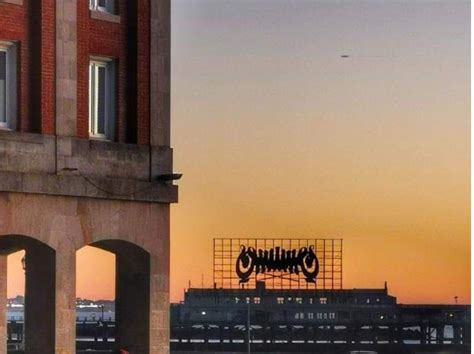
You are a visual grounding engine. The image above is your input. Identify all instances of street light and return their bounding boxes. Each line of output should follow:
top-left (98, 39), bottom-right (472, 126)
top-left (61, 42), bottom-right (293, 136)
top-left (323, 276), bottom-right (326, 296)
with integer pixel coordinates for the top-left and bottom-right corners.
top-left (21, 256), bottom-right (26, 271)
top-left (100, 304), bottom-right (105, 322)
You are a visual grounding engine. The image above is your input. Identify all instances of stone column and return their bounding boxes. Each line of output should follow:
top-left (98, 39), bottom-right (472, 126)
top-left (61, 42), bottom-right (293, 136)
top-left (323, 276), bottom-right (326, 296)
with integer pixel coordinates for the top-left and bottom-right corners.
top-left (149, 209), bottom-right (170, 354)
top-left (56, 0), bottom-right (78, 137)
top-left (0, 255), bottom-right (7, 354)
top-left (150, 0), bottom-right (171, 147)
top-left (55, 244), bottom-right (76, 354)
top-left (115, 247), bottom-right (151, 354)
top-left (24, 247), bottom-right (56, 353)
top-left (149, 255), bottom-right (170, 354)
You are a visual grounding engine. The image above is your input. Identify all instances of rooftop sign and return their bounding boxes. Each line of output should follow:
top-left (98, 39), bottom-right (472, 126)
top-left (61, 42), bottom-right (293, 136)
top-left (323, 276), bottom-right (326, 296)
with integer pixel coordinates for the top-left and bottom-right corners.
top-left (213, 238), bottom-right (343, 290)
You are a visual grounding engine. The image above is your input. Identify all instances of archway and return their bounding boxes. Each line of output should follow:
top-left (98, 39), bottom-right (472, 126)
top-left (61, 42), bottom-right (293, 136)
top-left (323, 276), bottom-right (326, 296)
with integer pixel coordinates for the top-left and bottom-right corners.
top-left (76, 246), bottom-right (116, 350)
top-left (0, 235), bottom-right (55, 354)
top-left (76, 239), bottom-right (150, 354)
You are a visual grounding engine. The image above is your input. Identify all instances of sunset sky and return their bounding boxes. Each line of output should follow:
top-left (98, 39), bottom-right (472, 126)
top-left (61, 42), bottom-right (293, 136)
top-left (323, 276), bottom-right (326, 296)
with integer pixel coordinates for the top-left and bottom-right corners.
top-left (7, 0), bottom-right (471, 305)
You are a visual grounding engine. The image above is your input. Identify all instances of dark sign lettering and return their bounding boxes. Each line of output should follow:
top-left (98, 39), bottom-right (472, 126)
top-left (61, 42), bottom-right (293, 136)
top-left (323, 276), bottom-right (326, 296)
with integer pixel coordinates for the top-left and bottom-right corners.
top-left (236, 245), bottom-right (319, 284)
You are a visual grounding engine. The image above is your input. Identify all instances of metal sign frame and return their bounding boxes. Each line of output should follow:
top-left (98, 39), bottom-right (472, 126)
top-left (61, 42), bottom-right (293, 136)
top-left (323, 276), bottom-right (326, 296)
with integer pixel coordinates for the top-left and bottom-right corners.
top-left (213, 238), bottom-right (343, 290)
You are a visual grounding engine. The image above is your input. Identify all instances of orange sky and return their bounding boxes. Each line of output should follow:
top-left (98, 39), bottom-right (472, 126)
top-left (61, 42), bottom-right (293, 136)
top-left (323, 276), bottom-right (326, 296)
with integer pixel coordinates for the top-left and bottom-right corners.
top-left (7, 0), bottom-right (471, 305)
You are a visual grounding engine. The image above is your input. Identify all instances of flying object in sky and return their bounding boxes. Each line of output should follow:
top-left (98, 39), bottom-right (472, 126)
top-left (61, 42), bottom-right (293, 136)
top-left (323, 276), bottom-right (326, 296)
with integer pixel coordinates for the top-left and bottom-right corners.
top-left (340, 55), bottom-right (350, 58)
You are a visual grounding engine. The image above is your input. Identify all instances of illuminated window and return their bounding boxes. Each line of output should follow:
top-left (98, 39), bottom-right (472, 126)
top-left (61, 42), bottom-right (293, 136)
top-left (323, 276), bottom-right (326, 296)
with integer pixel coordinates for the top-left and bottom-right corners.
top-left (316, 313), bottom-right (323, 319)
top-left (320, 297), bottom-right (327, 305)
top-left (245, 297), bottom-right (250, 304)
top-left (366, 298), bottom-right (370, 304)
top-left (0, 42), bottom-right (17, 130)
top-left (309, 298), bottom-right (313, 304)
top-left (235, 297), bottom-right (240, 304)
top-left (308, 313), bottom-right (314, 319)
top-left (89, 58), bottom-right (115, 139)
top-left (254, 297), bottom-right (261, 304)
top-left (277, 297), bottom-right (284, 304)
top-left (329, 312), bottom-right (336, 320)
top-left (89, 0), bottom-right (116, 14)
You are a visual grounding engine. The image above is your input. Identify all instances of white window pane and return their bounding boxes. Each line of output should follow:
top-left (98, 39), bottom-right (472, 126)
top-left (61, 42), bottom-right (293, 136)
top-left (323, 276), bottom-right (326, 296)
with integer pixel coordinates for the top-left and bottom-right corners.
top-left (0, 52), bottom-right (6, 123)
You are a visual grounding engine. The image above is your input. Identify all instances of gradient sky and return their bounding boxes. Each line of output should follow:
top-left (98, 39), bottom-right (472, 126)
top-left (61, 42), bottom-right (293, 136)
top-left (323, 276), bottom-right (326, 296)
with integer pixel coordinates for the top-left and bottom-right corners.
top-left (7, 0), bottom-right (471, 305)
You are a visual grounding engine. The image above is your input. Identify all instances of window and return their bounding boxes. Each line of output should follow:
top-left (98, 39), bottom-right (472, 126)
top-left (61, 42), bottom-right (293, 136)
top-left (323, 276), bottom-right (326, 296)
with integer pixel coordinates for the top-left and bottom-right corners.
top-left (308, 313), bottom-right (314, 319)
top-left (89, 0), bottom-right (115, 14)
top-left (253, 297), bottom-right (261, 304)
top-left (89, 59), bottom-right (115, 139)
top-left (294, 312), bottom-right (304, 320)
top-left (329, 313), bottom-right (336, 320)
top-left (0, 42), bottom-right (17, 130)
top-left (316, 313), bottom-right (323, 320)
top-left (295, 297), bottom-right (303, 304)
top-left (234, 297), bottom-right (240, 304)
top-left (320, 297), bottom-right (327, 305)
top-left (276, 297), bottom-right (284, 304)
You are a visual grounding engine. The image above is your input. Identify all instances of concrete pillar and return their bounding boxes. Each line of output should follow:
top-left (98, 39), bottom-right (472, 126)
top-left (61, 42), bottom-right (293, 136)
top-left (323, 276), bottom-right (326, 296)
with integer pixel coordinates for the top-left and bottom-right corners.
top-left (24, 247), bottom-right (55, 353)
top-left (55, 244), bottom-right (76, 354)
top-left (149, 208), bottom-right (170, 354)
top-left (437, 326), bottom-right (443, 344)
top-left (0, 255), bottom-right (7, 354)
top-left (56, 0), bottom-right (78, 136)
top-left (115, 248), bottom-right (151, 354)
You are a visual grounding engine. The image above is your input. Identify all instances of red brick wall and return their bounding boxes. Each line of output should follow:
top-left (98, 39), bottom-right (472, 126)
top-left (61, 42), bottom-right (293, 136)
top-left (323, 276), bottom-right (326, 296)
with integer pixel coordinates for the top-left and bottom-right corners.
top-left (0, 0), bottom-right (150, 143)
top-left (77, 0), bottom-right (151, 144)
top-left (0, 1), bottom-right (55, 135)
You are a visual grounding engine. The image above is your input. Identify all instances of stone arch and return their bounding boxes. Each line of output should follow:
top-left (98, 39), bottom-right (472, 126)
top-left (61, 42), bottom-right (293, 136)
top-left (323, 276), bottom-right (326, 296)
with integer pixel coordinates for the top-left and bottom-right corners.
top-left (0, 234), bottom-right (56, 354)
top-left (79, 239), bottom-right (151, 354)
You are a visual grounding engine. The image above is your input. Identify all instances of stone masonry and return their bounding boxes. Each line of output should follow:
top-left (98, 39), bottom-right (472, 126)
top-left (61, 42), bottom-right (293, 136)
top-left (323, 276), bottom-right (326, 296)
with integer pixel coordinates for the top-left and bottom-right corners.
top-left (0, 1), bottom-right (176, 353)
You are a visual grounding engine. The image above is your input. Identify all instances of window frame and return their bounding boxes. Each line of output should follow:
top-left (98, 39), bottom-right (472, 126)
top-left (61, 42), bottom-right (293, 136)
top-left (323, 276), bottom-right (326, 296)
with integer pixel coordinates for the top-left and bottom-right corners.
top-left (89, 57), bottom-right (115, 140)
top-left (0, 41), bottom-right (17, 131)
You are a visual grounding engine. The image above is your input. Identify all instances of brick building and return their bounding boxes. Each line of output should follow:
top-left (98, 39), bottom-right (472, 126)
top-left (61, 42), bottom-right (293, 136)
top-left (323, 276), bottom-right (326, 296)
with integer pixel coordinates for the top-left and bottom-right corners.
top-left (0, 1), bottom-right (176, 353)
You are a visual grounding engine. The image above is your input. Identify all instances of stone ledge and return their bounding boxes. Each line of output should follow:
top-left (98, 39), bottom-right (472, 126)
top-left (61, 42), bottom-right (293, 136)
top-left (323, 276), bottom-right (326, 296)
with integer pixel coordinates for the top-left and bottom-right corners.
top-left (0, 171), bottom-right (178, 203)
top-left (0, 131), bottom-right (175, 181)
top-left (0, 0), bottom-right (23, 5)
top-left (90, 9), bottom-right (121, 23)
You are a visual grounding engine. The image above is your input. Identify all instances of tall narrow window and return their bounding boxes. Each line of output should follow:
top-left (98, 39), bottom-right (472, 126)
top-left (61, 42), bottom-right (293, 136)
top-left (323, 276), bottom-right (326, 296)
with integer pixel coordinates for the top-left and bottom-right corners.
top-left (89, 59), bottom-right (115, 140)
top-left (0, 42), bottom-right (17, 130)
top-left (89, 0), bottom-right (115, 14)
top-left (0, 51), bottom-right (6, 125)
